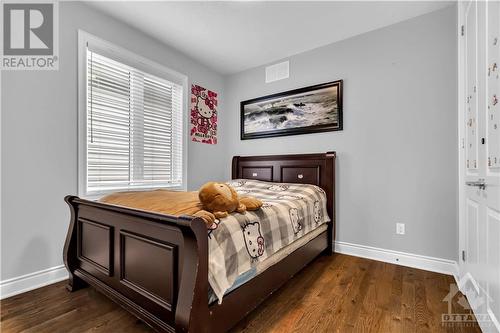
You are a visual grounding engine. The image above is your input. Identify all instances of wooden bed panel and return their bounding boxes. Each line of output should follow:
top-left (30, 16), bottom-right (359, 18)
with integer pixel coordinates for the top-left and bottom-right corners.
top-left (119, 230), bottom-right (177, 311)
top-left (241, 166), bottom-right (274, 181)
top-left (281, 165), bottom-right (320, 184)
top-left (77, 218), bottom-right (113, 276)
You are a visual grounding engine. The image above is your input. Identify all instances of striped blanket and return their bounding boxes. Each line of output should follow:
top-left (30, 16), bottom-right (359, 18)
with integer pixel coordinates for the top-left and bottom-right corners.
top-left (208, 179), bottom-right (330, 303)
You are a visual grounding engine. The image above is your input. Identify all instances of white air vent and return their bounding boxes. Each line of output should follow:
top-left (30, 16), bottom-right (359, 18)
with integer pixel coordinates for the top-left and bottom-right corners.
top-left (265, 61), bottom-right (289, 83)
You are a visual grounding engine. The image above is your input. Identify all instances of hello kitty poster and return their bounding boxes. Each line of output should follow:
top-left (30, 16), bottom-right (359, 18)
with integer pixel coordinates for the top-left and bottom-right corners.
top-left (191, 84), bottom-right (218, 144)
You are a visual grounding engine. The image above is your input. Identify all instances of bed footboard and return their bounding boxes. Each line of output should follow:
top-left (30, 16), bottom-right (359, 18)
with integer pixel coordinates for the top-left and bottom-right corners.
top-left (63, 196), bottom-right (209, 333)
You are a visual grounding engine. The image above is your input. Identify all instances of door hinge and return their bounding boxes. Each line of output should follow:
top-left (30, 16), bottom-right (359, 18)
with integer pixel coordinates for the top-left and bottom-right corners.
top-left (461, 138), bottom-right (465, 149)
top-left (461, 25), bottom-right (465, 36)
top-left (462, 250), bottom-right (466, 261)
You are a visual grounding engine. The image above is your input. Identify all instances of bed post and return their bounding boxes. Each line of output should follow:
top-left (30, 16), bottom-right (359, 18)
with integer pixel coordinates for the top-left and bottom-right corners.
top-left (174, 216), bottom-right (210, 332)
top-left (231, 156), bottom-right (240, 179)
top-left (325, 151), bottom-right (336, 254)
top-left (63, 195), bottom-right (88, 292)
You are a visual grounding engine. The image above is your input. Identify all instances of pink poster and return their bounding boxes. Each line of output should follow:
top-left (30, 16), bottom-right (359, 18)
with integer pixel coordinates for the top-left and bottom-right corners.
top-left (191, 84), bottom-right (218, 144)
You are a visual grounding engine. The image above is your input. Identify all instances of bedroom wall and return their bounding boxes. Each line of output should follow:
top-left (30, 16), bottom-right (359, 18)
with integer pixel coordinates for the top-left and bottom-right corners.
top-left (0, 2), bottom-right (225, 282)
top-left (222, 6), bottom-right (458, 260)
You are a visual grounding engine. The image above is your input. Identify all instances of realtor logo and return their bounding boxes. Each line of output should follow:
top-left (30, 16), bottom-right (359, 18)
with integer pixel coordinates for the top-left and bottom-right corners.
top-left (1, 1), bottom-right (59, 70)
top-left (441, 273), bottom-right (494, 329)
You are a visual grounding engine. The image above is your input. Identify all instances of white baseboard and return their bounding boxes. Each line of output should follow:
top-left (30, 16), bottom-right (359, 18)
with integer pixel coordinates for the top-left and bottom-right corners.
top-left (335, 241), bottom-right (459, 277)
top-left (0, 265), bottom-right (68, 300)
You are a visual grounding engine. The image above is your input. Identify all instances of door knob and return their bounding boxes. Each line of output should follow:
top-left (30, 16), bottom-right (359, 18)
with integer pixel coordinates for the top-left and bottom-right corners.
top-left (466, 180), bottom-right (486, 190)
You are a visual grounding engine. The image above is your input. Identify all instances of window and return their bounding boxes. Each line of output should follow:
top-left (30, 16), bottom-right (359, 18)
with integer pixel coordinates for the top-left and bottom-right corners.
top-left (79, 32), bottom-right (186, 196)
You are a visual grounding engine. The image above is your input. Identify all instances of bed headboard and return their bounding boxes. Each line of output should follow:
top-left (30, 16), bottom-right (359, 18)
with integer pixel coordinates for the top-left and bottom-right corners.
top-left (231, 152), bottom-right (336, 237)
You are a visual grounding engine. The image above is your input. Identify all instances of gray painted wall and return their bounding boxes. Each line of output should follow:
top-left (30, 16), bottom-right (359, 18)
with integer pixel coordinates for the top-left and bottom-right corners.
top-left (0, 2), bottom-right (224, 280)
top-left (222, 6), bottom-right (458, 260)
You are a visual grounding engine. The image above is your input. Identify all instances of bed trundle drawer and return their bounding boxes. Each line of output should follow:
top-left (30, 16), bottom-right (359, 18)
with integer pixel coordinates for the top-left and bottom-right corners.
top-left (281, 166), bottom-right (320, 185)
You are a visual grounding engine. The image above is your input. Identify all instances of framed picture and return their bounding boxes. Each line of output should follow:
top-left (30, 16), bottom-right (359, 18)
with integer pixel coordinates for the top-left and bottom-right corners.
top-left (240, 80), bottom-right (343, 140)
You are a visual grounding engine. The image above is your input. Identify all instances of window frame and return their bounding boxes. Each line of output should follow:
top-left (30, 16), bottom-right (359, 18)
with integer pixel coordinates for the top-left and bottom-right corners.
top-left (78, 30), bottom-right (188, 198)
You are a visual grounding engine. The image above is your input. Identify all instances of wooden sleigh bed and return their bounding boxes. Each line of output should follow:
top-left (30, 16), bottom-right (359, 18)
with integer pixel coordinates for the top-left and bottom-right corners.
top-left (63, 152), bottom-right (336, 332)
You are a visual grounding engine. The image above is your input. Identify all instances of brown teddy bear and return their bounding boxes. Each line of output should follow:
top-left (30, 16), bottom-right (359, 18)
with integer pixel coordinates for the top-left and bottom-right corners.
top-left (196, 182), bottom-right (263, 222)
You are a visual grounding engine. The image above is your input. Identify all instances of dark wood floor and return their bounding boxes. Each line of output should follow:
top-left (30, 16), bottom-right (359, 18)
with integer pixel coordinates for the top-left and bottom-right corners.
top-left (0, 254), bottom-right (480, 333)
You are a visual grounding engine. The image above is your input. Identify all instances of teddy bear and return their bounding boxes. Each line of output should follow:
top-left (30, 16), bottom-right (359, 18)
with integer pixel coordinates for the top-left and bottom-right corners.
top-left (196, 182), bottom-right (263, 223)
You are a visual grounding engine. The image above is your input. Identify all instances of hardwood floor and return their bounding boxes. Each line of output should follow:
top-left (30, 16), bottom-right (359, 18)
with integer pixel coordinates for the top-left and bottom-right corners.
top-left (0, 254), bottom-right (480, 333)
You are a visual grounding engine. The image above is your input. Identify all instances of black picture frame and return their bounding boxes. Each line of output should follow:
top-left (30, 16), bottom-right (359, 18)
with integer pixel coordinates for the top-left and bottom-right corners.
top-left (240, 80), bottom-right (343, 140)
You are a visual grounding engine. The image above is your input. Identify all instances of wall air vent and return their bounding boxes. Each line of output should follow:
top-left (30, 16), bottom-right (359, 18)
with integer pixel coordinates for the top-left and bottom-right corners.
top-left (265, 60), bottom-right (289, 83)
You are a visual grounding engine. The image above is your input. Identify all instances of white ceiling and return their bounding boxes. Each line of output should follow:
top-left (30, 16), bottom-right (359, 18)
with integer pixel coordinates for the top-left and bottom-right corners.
top-left (86, 1), bottom-right (453, 75)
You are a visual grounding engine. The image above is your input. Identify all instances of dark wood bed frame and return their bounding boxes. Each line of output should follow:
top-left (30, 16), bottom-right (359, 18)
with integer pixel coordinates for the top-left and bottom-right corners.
top-left (63, 152), bottom-right (336, 332)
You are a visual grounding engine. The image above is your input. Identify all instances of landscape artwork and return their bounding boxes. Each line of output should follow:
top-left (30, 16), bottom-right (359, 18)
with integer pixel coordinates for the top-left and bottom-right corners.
top-left (240, 80), bottom-right (343, 140)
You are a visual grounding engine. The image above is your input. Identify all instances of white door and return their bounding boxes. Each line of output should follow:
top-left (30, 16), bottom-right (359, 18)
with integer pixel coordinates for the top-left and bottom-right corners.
top-left (459, 1), bottom-right (500, 332)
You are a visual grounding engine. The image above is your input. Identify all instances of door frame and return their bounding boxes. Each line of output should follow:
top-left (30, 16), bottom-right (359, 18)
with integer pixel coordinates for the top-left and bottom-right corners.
top-left (458, 0), bottom-right (468, 281)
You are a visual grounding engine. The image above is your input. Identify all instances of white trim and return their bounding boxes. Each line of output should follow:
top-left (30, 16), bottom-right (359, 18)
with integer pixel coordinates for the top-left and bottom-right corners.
top-left (335, 241), bottom-right (459, 277)
top-left (77, 30), bottom-right (188, 198)
top-left (0, 70), bottom-right (2, 281)
top-left (457, 0), bottom-right (467, 281)
top-left (487, 308), bottom-right (500, 333)
top-left (0, 265), bottom-right (68, 300)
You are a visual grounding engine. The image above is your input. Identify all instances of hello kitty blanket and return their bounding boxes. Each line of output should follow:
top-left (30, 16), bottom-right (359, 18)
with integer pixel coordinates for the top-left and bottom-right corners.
top-left (208, 179), bottom-right (330, 303)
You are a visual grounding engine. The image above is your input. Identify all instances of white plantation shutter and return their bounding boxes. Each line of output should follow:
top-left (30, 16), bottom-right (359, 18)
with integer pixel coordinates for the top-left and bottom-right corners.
top-left (85, 47), bottom-right (184, 194)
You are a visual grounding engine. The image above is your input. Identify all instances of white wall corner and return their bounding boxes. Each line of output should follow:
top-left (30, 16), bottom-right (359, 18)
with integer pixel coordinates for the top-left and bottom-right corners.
top-left (0, 265), bottom-right (68, 300)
